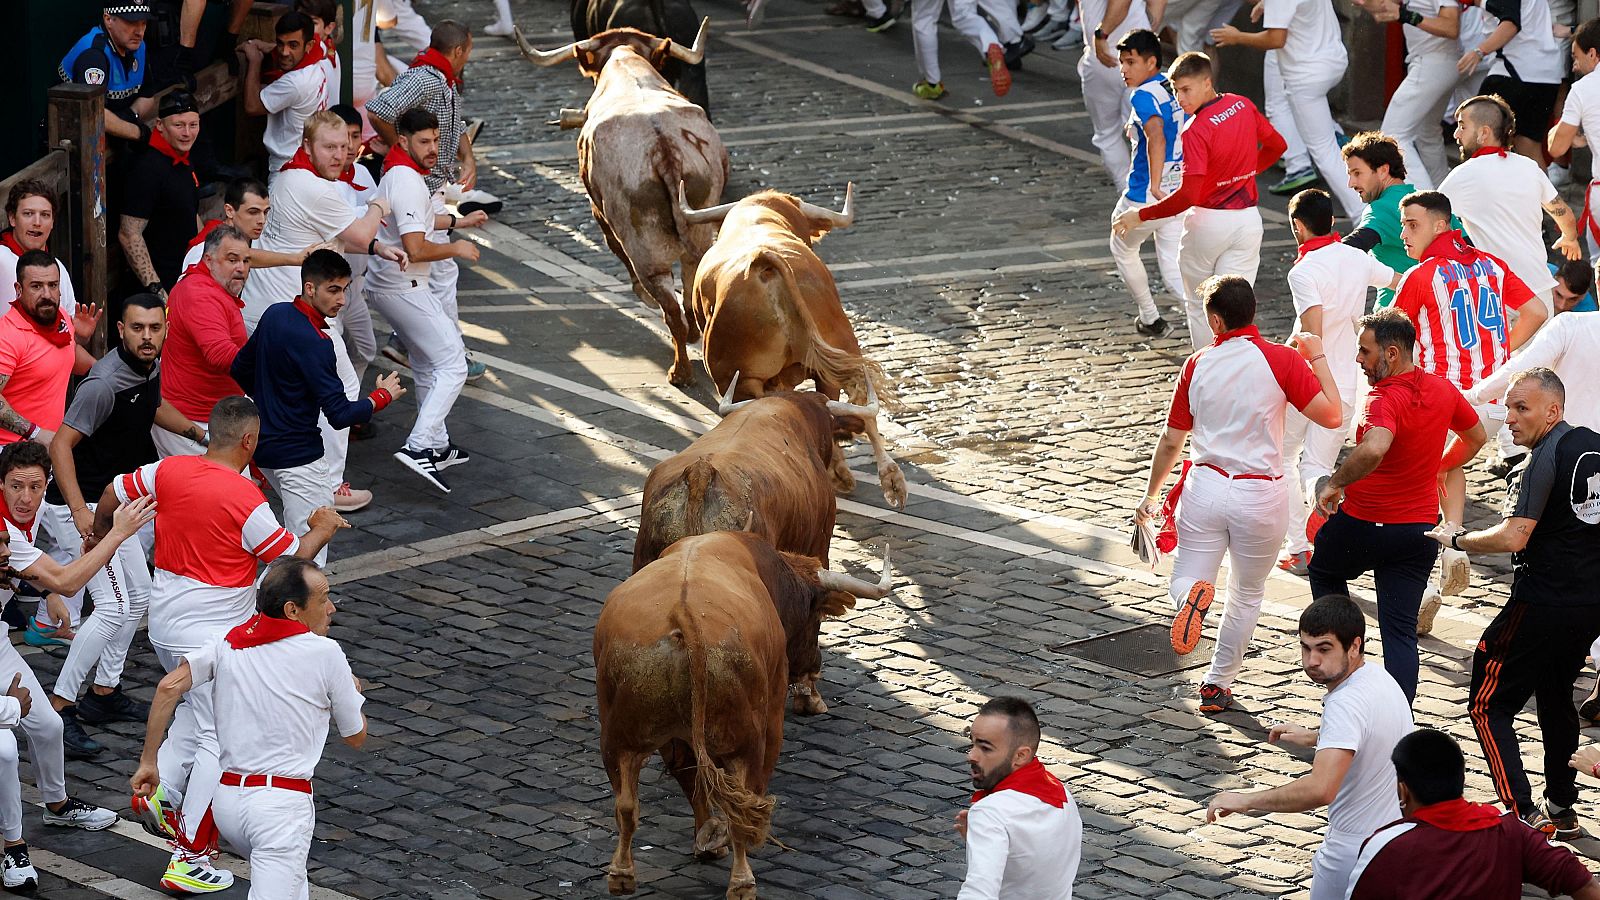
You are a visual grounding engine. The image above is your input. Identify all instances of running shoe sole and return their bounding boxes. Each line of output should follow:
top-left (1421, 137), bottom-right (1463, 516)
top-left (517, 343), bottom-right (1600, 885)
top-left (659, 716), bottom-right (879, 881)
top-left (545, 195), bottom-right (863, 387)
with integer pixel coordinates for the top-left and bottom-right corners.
top-left (1268, 172), bottom-right (1319, 195)
top-left (380, 346), bottom-right (411, 369)
top-left (1170, 581), bottom-right (1214, 655)
top-left (1440, 549), bottom-right (1471, 596)
top-left (1581, 681), bottom-right (1600, 722)
top-left (334, 494), bottom-right (373, 513)
top-left (394, 452), bottom-right (451, 494)
top-left (42, 810), bottom-right (116, 831)
top-left (1198, 688), bottom-right (1234, 714)
top-left (1416, 592), bottom-right (1442, 636)
top-left (161, 869), bottom-right (234, 894)
top-left (986, 45), bottom-right (1011, 97)
top-left (865, 14), bottom-right (897, 30)
top-left (131, 791), bottom-right (182, 840)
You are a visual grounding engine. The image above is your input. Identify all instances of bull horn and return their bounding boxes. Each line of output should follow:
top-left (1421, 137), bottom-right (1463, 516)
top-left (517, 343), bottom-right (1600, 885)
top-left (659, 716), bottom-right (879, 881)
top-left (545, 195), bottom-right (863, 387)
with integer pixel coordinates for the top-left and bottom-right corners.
top-left (825, 376), bottom-right (878, 420)
top-left (717, 371), bottom-right (756, 415)
top-left (678, 181), bottom-right (737, 226)
top-left (667, 17), bottom-right (710, 64)
top-left (817, 541), bottom-right (893, 599)
top-left (549, 107), bottom-right (588, 129)
top-left (513, 25), bottom-right (583, 66)
top-left (797, 182), bottom-right (855, 230)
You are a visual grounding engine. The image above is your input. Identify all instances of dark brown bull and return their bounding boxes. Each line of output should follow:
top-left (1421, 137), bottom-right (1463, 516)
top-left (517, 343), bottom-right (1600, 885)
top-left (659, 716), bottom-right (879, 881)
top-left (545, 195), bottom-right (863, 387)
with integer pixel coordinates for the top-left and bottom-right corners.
top-left (594, 531), bottom-right (891, 898)
top-left (515, 23), bottom-right (729, 385)
top-left (678, 184), bottom-right (907, 509)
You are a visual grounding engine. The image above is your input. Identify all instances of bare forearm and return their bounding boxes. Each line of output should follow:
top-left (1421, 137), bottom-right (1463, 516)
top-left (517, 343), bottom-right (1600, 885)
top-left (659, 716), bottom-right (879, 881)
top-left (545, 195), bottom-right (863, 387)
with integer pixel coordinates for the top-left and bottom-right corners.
top-left (294, 526), bottom-right (338, 560)
top-left (154, 403), bottom-right (205, 444)
top-left (48, 444), bottom-right (86, 513)
top-left (1235, 776), bottom-right (1332, 814)
top-left (242, 63), bottom-right (267, 116)
top-left (1144, 433), bottom-right (1187, 499)
top-left (104, 110), bottom-right (141, 141)
top-left (138, 683), bottom-right (185, 769)
top-left (1329, 441), bottom-right (1387, 489)
top-left (1456, 519), bottom-right (1529, 553)
top-left (0, 400), bottom-right (36, 439)
top-left (119, 221), bottom-right (160, 286)
top-left (1478, 19), bottom-right (1518, 53)
top-left (337, 209), bottom-right (385, 251)
top-left (1547, 198), bottom-right (1580, 239)
top-left (247, 248), bottom-right (305, 268)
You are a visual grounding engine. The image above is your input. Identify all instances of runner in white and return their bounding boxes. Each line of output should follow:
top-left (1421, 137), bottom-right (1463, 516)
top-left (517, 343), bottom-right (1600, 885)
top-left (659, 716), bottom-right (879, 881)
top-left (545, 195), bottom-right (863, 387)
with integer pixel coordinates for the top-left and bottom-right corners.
top-left (1082, 0), bottom-right (1152, 181)
top-left (1358, 0), bottom-right (1462, 189)
top-left (94, 396), bottom-right (348, 894)
top-left (1548, 18), bottom-right (1600, 263)
top-left (240, 12), bottom-right (332, 180)
top-left (132, 557), bottom-right (366, 900)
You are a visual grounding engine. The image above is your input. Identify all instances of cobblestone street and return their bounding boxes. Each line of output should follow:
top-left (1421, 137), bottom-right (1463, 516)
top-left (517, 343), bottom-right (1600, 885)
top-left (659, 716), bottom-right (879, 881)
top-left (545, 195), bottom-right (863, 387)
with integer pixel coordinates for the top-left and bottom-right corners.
top-left (17, 0), bottom-right (1600, 896)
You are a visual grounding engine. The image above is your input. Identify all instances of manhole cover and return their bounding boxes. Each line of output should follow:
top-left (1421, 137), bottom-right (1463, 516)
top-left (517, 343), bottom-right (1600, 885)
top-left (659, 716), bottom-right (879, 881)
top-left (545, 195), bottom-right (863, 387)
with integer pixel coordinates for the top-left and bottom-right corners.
top-left (1050, 624), bottom-right (1214, 677)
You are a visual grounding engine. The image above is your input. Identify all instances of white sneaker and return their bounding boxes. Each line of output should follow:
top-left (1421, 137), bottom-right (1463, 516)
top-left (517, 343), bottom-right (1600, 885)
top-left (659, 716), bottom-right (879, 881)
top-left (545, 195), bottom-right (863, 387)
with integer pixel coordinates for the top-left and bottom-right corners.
top-left (1549, 161), bottom-right (1573, 188)
top-left (1417, 583), bottom-right (1443, 636)
top-left (1051, 25), bottom-right (1084, 50)
top-left (42, 798), bottom-right (117, 830)
top-left (3, 845), bottom-right (36, 891)
top-left (1440, 547), bottom-right (1471, 596)
top-left (333, 482), bottom-right (373, 513)
top-left (483, 19), bottom-right (515, 36)
top-left (1021, 4), bottom-right (1049, 30)
top-left (162, 852), bottom-right (235, 894)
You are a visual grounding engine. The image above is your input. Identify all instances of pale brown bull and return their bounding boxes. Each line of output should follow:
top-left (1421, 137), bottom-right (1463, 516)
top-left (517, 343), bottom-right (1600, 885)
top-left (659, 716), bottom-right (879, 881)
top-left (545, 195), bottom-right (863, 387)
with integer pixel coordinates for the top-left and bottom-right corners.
top-left (515, 22), bottom-right (729, 385)
top-left (678, 183), bottom-right (907, 509)
top-left (594, 531), bottom-right (891, 898)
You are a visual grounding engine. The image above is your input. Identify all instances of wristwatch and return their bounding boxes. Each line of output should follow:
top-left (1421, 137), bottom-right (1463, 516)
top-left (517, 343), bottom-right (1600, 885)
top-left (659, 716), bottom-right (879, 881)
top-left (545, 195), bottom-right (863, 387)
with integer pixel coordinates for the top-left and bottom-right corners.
top-left (1094, 26), bottom-right (1108, 39)
top-left (1450, 532), bottom-right (1464, 550)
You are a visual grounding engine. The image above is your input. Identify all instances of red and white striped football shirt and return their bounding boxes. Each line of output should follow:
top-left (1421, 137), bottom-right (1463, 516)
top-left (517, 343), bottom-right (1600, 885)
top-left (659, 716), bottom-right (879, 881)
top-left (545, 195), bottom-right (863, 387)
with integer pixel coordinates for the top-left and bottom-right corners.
top-left (1393, 230), bottom-right (1534, 393)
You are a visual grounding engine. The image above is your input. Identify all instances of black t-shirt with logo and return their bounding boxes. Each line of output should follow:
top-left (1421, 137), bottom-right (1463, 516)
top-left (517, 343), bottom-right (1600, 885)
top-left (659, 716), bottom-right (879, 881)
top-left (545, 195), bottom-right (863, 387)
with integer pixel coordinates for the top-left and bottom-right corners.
top-left (1505, 422), bottom-right (1600, 605)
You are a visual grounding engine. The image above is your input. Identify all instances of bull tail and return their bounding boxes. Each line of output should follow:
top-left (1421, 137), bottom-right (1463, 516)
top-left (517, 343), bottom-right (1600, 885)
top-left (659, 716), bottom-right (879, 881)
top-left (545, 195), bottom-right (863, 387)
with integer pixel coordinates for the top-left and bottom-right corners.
top-left (684, 617), bottom-right (776, 849)
top-left (683, 457), bottom-right (717, 536)
top-left (755, 249), bottom-right (900, 411)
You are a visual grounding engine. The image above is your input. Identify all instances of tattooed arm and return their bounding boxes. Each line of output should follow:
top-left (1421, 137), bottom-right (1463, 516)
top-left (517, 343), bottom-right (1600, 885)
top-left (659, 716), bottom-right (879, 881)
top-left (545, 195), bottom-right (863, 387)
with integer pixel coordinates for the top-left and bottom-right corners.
top-left (118, 216), bottom-right (163, 293)
top-left (0, 375), bottom-right (47, 443)
top-left (1545, 195), bottom-right (1583, 261)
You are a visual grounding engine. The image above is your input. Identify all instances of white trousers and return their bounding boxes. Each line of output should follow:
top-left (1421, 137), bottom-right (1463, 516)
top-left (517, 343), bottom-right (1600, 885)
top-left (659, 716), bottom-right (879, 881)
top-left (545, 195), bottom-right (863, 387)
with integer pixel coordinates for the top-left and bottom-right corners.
top-left (1309, 829), bottom-right (1366, 900)
top-left (316, 322), bottom-right (360, 495)
top-left (1170, 465), bottom-right (1291, 690)
top-left (1079, 47), bottom-right (1133, 183)
top-left (38, 502), bottom-right (151, 699)
top-left (1110, 196), bottom-right (1187, 323)
top-left (1178, 206), bottom-right (1263, 349)
top-left (152, 418), bottom-right (208, 459)
top-left (341, 269), bottom-right (377, 387)
top-left (155, 645), bottom-right (221, 847)
top-left (1281, 400), bottom-right (1354, 555)
top-left (1266, 58), bottom-right (1362, 218)
top-left (1264, 54), bottom-right (1310, 174)
top-left (367, 285), bottom-right (467, 453)
top-left (213, 785), bottom-right (315, 900)
top-left (262, 457), bottom-right (334, 567)
top-left (1382, 50), bottom-right (1459, 190)
top-left (0, 641), bottom-right (67, 843)
top-left (912, 0), bottom-right (1001, 84)
top-left (1164, 0), bottom-right (1243, 53)
top-left (374, 0), bottom-right (430, 48)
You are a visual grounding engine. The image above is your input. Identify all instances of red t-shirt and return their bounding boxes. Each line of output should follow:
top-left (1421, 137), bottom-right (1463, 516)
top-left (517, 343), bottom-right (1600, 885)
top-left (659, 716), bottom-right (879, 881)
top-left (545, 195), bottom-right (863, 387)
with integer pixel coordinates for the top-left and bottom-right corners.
top-left (0, 304), bottom-right (74, 444)
top-left (1139, 93), bottom-right (1286, 221)
top-left (164, 263), bottom-right (248, 422)
top-left (1342, 368), bottom-right (1479, 524)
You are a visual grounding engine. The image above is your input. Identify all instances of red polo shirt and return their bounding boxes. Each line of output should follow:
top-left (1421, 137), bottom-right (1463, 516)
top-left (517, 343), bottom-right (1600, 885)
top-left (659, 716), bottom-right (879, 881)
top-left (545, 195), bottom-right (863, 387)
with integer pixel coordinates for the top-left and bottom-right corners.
top-left (164, 263), bottom-right (248, 422)
top-left (1341, 368), bottom-right (1478, 524)
top-left (0, 304), bottom-right (74, 444)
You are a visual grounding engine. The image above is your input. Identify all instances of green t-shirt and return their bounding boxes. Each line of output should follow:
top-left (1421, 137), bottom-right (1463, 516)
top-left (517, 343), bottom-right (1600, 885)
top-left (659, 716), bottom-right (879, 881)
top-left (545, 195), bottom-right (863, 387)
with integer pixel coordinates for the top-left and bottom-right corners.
top-left (1357, 182), bottom-right (1465, 308)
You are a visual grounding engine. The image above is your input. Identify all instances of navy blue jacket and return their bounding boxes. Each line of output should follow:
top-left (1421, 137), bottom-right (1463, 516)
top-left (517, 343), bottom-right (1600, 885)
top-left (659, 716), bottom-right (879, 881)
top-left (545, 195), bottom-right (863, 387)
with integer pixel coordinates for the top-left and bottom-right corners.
top-left (232, 299), bottom-right (372, 470)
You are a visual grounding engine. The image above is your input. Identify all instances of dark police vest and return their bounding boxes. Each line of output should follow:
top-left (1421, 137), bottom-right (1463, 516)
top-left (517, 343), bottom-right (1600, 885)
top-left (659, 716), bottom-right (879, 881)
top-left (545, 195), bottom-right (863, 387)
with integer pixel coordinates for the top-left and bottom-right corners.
top-left (1511, 425), bottom-right (1600, 606)
top-left (58, 28), bottom-right (146, 106)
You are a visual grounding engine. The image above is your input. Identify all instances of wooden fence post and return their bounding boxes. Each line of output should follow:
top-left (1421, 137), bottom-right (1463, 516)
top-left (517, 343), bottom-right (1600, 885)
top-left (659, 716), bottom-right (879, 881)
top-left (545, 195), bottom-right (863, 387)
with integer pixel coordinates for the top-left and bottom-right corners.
top-left (45, 82), bottom-right (107, 354)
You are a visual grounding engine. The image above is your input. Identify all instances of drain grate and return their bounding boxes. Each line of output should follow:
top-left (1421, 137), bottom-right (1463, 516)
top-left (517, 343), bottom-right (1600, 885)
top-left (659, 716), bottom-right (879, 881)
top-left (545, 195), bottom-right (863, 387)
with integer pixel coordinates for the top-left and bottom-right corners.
top-left (1050, 624), bottom-right (1214, 677)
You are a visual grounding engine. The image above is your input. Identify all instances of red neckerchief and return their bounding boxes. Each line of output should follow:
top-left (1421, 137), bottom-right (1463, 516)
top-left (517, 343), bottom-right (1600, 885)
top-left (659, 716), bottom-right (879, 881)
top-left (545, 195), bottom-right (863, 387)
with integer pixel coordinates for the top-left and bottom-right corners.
top-left (1409, 798), bottom-right (1504, 832)
top-left (7, 300), bottom-right (72, 348)
top-left (225, 613), bottom-right (311, 649)
top-left (1212, 324), bottom-right (1261, 346)
top-left (263, 40), bottom-right (327, 84)
top-left (292, 296), bottom-right (332, 338)
top-left (382, 144), bottom-right (430, 177)
top-left (0, 507), bottom-right (35, 544)
top-left (188, 218), bottom-right (223, 251)
top-left (338, 165), bottom-right (368, 192)
top-left (971, 759), bottom-right (1066, 809)
top-left (1470, 145), bottom-right (1508, 159)
top-left (149, 128), bottom-right (192, 167)
top-left (1156, 459), bottom-right (1190, 554)
top-left (0, 232), bottom-right (25, 258)
top-left (1420, 228), bottom-right (1477, 265)
top-left (1295, 232), bottom-right (1343, 263)
top-left (182, 263), bottom-right (245, 309)
top-left (279, 147), bottom-right (329, 179)
top-left (322, 37), bottom-right (339, 71)
top-left (411, 47), bottom-right (460, 87)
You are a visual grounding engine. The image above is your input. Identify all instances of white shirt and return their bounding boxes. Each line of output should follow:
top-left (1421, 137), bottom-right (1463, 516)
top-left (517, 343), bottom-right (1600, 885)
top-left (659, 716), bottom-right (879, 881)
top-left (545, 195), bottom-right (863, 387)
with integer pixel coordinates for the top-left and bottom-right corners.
top-left (1318, 662), bottom-right (1413, 838)
top-left (1438, 152), bottom-right (1559, 296)
top-left (1485, 0), bottom-right (1563, 84)
top-left (0, 247), bottom-right (77, 316)
top-left (1467, 311), bottom-right (1600, 428)
top-left (187, 630), bottom-right (365, 779)
top-left (364, 164), bottom-right (436, 295)
top-left (260, 66), bottom-right (330, 174)
top-left (240, 168), bottom-right (357, 331)
top-left (1169, 328), bottom-right (1324, 477)
top-left (1404, 0), bottom-right (1457, 59)
top-left (1078, 0), bottom-right (1150, 47)
top-left (1262, 0), bottom-right (1348, 84)
top-left (1559, 69), bottom-right (1600, 176)
top-left (340, 165), bottom-right (379, 280)
top-left (1288, 242), bottom-right (1395, 402)
top-left (957, 788), bottom-right (1081, 900)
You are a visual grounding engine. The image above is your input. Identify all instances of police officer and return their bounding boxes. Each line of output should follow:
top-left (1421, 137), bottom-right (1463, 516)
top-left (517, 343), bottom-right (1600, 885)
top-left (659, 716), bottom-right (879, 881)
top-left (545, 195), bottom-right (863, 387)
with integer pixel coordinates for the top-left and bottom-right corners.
top-left (59, 2), bottom-right (157, 144)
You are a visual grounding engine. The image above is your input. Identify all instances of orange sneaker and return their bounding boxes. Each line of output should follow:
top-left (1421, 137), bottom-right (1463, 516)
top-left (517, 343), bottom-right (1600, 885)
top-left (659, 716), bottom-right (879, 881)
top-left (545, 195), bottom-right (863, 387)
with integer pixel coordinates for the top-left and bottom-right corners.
top-left (1170, 580), bottom-right (1215, 655)
top-left (986, 44), bottom-right (1011, 97)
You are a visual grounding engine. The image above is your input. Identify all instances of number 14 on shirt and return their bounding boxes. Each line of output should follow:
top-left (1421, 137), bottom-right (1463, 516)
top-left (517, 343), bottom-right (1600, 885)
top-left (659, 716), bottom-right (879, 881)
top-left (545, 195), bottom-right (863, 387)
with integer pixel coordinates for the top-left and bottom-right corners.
top-left (1448, 284), bottom-right (1506, 349)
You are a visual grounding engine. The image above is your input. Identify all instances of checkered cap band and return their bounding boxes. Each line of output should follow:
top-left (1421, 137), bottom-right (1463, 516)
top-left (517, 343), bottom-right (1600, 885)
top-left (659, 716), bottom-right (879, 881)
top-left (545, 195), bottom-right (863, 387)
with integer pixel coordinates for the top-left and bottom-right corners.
top-left (104, 2), bottom-right (152, 14)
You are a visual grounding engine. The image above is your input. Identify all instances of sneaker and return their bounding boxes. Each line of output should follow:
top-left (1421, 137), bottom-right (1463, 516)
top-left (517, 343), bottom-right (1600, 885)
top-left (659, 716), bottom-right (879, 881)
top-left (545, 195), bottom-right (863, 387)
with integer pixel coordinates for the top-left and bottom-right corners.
top-left (381, 333), bottom-right (410, 368)
top-left (433, 445), bottom-right (472, 470)
top-left (466, 353), bottom-right (489, 382)
top-left (333, 482), bottom-right (373, 513)
top-left (1269, 167), bottom-right (1320, 195)
top-left (1170, 580), bottom-right (1215, 655)
top-left (913, 81), bottom-right (947, 100)
top-left (864, 10), bottom-right (897, 30)
top-left (986, 44), bottom-right (1011, 97)
top-left (482, 19), bottom-right (515, 36)
top-left (1033, 16), bottom-right (1070, 40)
top-left (1549, 161), bottom-right (1573, 188)
top-left (161, 853), bottom-right (234, 894)
top-left (1135, 316), bottom-right (1171, 338)
top-left (22, 619), bottom-right (67, 648)
top-left (1524, 801), bottom-right (1581, 840)
top-left (1440, 546), bottom-right (1471, 596)
top-left (1021, 4), bottom-right (1049, 30)
top-left (444, 184), bottom-right (505, 216)
top-left (76, 685), bottom-right (150, 724)
top-left (42, 798), bottom-right (116, 831)
top-left (1003, 35), bottom-right (1036, 70)
top-left (395, 448), bottom-right (451, 493)
top-left (1488, 451), bottom-right (1527, 481)
top-left (463, 118), bottom-right (485, 146)
top-left (1051, 26), bottom-right (1084, 50)
top-left (1277, 550), bottom-right (1312, 576)
top-left (58, 709), bottom-right (104, 760)
top-left (1198, 683), bottom-right (1235, 714)
top-left (1417, 583), bottom-right (1443, 636)
top-left (131, 783), bottom-right (184, 840)
top-left (3, 844), bottom-right (36, 891)
top-left (1579, 677), bottom-right (1600, 723)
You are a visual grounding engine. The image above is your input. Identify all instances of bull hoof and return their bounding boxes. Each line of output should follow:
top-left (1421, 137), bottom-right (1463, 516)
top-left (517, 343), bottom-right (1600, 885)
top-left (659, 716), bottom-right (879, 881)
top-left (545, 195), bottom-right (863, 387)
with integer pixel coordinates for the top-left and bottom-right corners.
top-left (669, 364), bottom-right (696, 386)
top-left (726, 877), bottom-right (757, 900)
top-left (880, 463), bottom-right (908, 510)
top-left (694, 818), bottom-right (730, 860)
top-left (607, 870), bottom-right (637, 895)
top-left (791, 690), bottom-right (829, 716)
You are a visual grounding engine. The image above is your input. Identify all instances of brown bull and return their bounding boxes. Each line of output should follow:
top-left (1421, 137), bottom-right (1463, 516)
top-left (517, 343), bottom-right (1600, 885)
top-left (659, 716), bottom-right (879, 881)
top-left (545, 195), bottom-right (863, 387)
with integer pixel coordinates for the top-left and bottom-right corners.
top-left (594, 531), bottom-right (891, 898)
top-left (515, 22), bottom-right (729, 385)
top-left (678, 184), bottom-right (907, 509)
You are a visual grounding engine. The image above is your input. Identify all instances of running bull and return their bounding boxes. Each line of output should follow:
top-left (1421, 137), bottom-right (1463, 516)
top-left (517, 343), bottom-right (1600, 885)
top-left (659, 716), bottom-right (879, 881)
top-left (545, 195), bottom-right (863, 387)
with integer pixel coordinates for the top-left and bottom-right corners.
top-left (570, 0), bottom-right (711, 114)
top-left (678, 183), bottom-right (907, 509)
top-left (515, 22), bottom-right (729, 386)
top-left (594, 531), bottom-right (891, 898)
